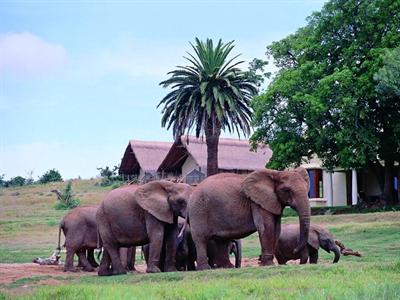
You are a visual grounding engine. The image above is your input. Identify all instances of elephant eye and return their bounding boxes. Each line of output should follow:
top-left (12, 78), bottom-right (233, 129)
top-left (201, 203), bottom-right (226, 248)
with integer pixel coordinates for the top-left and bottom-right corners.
top-left (177, 198), bottom-right (186, 205)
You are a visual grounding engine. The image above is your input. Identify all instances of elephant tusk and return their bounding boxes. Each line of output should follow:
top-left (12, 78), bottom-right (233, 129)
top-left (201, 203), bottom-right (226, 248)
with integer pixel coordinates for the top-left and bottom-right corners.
top-left (178, 221), bottom-right (186, 239)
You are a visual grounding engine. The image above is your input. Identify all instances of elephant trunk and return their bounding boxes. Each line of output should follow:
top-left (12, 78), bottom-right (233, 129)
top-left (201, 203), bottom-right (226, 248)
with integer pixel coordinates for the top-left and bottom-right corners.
top-left (331, 244), bottom-right (341, 263)
top-left (293, 197), bottom-right (311, 254)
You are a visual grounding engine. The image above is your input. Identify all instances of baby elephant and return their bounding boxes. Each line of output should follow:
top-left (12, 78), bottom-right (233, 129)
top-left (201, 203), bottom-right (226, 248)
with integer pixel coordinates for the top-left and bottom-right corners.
top-left (58, 206), bottom-right (136, 272)
top-left (58, 206), bottom-right (99, 272)
top-left (275, 224), bottom-right (340, 264)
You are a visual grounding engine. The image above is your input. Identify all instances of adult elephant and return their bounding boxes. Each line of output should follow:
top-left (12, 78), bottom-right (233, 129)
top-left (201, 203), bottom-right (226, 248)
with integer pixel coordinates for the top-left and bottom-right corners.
top-left (188, 168), bottom-right (311, 269)
top-left (96, 181), bottom-right (193, 276)
top-left (275, 224), bottom-right (340, 264)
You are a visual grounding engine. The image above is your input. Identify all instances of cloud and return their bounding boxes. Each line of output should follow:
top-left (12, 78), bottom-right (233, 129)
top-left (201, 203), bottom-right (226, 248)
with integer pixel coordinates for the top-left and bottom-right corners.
top-left (0, 32), bottom-right (67, 78)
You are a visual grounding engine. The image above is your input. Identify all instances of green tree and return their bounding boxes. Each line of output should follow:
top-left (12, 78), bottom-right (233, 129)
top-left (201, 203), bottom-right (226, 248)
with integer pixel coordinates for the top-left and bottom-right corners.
top-left (8, 176), bottom-right (26, 187)
top-left (158, 38), bottom-right (258, 176)
top-left (0, 174), bottom-right (7, 187)
top-left (39, 169), bottom-right (63, 184)
top-left (252, 0), bottom-right (400, 204)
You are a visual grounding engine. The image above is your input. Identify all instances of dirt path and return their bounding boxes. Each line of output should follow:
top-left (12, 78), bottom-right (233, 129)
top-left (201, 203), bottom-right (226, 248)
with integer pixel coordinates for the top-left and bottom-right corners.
top-left (0, 258), bottom-right (291, 287)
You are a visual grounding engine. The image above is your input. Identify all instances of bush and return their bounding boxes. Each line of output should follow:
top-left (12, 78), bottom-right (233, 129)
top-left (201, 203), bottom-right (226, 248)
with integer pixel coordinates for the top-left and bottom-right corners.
top-left (111, 181), bottom-right (124, 189)
top-left (96, 165), bottom-right (122, 187)
top-left (54, 181), bottom-right (80, 210)
top-left (39, 169), bottom-right (63, 184)
top-left (7, 176), bottom-right (26, 187)
top-left (0, 174), bottom-right (7, 187)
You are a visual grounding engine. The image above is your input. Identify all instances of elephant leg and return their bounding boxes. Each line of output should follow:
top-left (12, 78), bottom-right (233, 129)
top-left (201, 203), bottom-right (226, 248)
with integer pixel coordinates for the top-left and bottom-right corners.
top-left (163, 225), bottom-right (178, 272)
top-left (191, 233), bottom-right (211, 270)
top-left (77, 250), bottom-right (85, 267)
top-left (309, 247), bottom-right (318, 264)
top-left (106, 244), bottom-right (126, 275)
top-left (77, 250), bottom-right (94, 272)
top-left (87, 249), bottom-right (99, 268)
top-left (127, 247), bottom-right (136, 271)
top-left (274, 216), bottom-right (281, 251)
top-left (63, 247), bottom-right (78, 272)
top-left (145, 214), bottom-right (165, 273)
top-left (119, 247), bottom-right (129, 270)
top-left (251, 204), bottom-right (277, 266)
top-left (299, 248), bottom-right (309, 264)
top-left (98, 249), bottom-right (112, 276)
top-left (213, 240), bottom-right (234, 269)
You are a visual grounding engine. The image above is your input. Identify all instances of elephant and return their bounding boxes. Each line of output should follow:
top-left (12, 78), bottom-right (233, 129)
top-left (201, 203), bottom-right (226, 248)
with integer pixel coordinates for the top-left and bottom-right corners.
top-left (96, 181), bottom-right (193, 276)
top-left (275, 224), bottom-right (340, 264)
top-left (188, 168), bottom-right (311, 270)
top-left (58, 206), bottom-right (99, 272)
top-left (142, 219), bottom-right (242, 271)
top-left (58, 206), bottom-right (136, 272)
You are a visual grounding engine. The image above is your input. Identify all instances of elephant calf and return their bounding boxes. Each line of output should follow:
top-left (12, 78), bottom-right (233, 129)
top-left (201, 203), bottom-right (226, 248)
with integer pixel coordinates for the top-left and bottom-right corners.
top-left (58, 206), bottom-right (99, 272)
top-left (275, 224), bottom-right (340, 264)
top-left (58, 206), bottom-right (136, 272)
top-left (142, 220), bottom-right (242, 271)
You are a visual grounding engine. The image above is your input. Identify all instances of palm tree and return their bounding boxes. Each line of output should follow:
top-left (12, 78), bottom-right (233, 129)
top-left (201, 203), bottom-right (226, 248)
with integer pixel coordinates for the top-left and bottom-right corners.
top-left (158, 38), bottom-right (258, 176)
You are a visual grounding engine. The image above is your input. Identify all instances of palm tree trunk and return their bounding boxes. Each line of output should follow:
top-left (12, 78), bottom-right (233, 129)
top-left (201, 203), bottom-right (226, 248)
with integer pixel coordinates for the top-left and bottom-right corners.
top-left (205, 120), bottom-right (221, 176)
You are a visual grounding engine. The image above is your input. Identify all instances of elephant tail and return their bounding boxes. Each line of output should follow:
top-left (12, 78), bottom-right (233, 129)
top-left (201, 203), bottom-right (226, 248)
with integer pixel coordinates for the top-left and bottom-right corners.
top-left (233, 240), bottom-right (242, 268)
top-left (56, 220), bottom-right (64, 251)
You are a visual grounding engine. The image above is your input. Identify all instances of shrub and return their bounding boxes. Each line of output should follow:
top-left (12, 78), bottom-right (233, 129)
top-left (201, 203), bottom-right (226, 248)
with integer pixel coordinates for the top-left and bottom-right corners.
top-left (111, 181), bottom-right (124, 189)
top-left (39, 169), bottom-right (63, 184)
top-left (0, 174), bottom-right (7, 187)
top-left (54, 181), bottom-right (80, 210)
top-left (7, 176), bottom-right (26, 187)
top-left (96, 165), bottom-right (122, 186)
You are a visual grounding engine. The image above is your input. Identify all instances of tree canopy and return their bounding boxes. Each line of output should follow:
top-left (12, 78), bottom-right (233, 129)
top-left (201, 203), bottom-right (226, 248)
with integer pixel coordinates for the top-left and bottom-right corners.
top-left (252, 0), bottom-right (400, 175)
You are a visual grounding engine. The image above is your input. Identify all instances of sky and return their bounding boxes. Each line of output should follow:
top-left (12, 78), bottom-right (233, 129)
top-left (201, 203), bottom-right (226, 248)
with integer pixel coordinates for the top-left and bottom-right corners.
top-left (0, 0), bottom-right (326, 180)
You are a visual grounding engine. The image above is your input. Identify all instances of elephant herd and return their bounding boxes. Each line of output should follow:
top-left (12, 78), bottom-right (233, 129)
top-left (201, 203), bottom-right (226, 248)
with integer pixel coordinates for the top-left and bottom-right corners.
top-left (57, 168), bottom-right (341, 276)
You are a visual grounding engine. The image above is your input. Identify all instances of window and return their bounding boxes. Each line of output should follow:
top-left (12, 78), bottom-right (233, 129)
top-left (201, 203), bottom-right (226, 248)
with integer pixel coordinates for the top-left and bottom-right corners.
top-left (307, 169), bottom-right (323, 198)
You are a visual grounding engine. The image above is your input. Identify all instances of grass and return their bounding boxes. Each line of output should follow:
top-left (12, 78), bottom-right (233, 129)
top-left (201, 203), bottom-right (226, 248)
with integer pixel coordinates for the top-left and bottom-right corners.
top-left (1, 180), bottom-right (400, 299)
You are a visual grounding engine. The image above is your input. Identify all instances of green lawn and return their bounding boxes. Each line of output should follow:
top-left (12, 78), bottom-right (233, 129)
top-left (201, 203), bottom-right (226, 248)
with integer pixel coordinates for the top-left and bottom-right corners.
top-left (1, 181), bottom-right (399, 299)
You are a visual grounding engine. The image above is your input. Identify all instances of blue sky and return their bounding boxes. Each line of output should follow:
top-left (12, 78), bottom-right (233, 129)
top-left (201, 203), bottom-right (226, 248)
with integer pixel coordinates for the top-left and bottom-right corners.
top-left (0, 0), bottom-right (326, 179)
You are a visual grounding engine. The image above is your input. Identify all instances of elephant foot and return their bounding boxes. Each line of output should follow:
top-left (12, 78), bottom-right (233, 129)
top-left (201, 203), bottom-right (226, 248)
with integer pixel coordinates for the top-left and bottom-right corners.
top-left (219, 262), bottom-right (234, 269)
top-left (164, 266), bottom-right (177, 273)
top-left (98, 268), bottom-right (113, 276)
top-left (196, 263), bottom-right (211, 271)
top-left (259, 254), bottom-right (275, 266)
top-left (83, 265), bottom-right (95, 272)
top-left (112, 269), bottom-right (127, 276)
top-left (90, 262), bottom-right (99, 268)
top-left (64, 267), bottom-right (79, 273)
top-left (146, 266), bottom-right (161, 273)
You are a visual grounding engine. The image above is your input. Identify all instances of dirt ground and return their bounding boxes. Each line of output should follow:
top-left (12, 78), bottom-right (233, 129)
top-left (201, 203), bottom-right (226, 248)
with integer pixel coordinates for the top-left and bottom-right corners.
top-left (0, 258), bottom-right (270, 287)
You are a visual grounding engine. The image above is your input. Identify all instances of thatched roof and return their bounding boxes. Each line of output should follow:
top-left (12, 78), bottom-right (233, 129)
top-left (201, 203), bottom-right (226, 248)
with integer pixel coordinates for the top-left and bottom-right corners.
top-left (119, 140), bottom-right (172, 175)
top-left (158, 136), bottom-right (272, 173)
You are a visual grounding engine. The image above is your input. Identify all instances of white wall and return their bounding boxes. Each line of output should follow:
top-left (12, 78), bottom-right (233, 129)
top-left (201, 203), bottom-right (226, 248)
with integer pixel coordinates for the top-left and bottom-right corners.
top-left (322, 171), bottom-right (347, 206)
top-left (182, 155), bottom-right (200, 178)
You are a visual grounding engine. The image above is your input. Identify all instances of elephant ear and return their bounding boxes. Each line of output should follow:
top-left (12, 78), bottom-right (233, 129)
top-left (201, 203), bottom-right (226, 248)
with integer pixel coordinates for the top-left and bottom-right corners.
top-left (294, 167), bottom-right (310, 189)
top-left (135, 181), bottom-right (175, 224)
top-left (307, 226), bottom-right (320, 250)
top-left (241, 169), bottom-right (282, 215)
